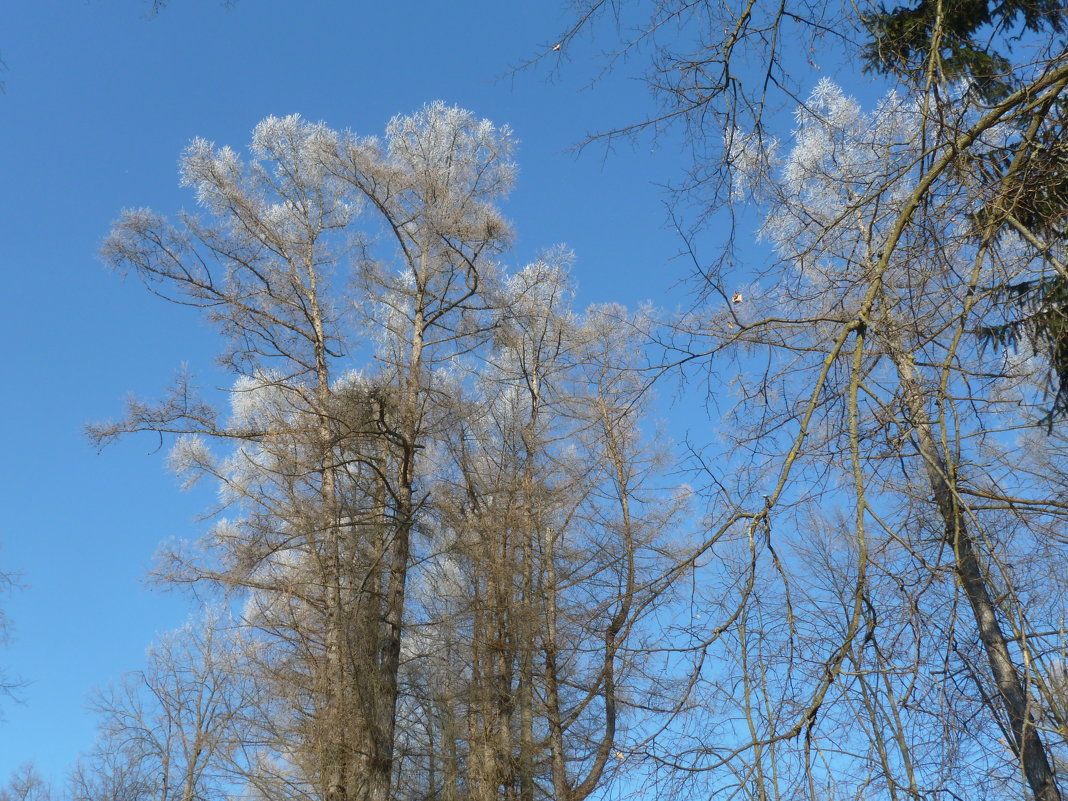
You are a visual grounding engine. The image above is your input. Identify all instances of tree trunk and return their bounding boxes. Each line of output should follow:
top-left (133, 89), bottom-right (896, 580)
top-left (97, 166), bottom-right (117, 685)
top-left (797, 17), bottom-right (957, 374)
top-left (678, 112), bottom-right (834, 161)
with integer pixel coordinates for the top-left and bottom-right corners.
top-left (543, 525), bottom-right (571, 801)
top-left (518, 527), bottom-right (536, 801)
top-left (893, 350), bottom-right (1061, 801)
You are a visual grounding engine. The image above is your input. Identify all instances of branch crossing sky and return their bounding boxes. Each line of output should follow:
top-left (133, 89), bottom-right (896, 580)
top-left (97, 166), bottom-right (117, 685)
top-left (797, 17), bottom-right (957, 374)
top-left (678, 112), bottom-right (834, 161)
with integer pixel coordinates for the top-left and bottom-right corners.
top-left (0, 0), bottom-right (697, 779)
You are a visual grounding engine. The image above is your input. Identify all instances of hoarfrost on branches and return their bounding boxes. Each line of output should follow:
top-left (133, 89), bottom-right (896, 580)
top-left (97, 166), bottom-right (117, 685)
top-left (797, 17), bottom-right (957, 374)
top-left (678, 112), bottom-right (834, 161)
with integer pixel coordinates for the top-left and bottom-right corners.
top-left (229, 371), bottom-right (291, 431)
top-left (385, 101), bottom-right (517, 205)
top-left (769, 82), bottom-right (923, 259)
top-left (168, 434), bottom-right (213, 490)
top-left (724, 126), bottom-right (776, 201)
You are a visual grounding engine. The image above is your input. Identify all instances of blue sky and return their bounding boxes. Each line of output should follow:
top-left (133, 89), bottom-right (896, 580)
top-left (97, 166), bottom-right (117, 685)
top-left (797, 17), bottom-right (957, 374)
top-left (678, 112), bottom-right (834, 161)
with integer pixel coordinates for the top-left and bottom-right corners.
top-left (0, 0), bottom-right (706, 780)
top-left (0, 4), bottom-right (1052, 795)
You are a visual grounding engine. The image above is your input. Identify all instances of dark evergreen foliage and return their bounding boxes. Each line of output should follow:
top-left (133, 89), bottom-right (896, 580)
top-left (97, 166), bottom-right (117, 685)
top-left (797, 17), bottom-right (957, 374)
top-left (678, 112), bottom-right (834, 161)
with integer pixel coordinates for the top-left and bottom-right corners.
top-left (973, 103), bottom-right (1068, 424)
top-left (980, 278), bottom-right (1068, 426)
top-left (864, 0), bottom-right (1068, 424)
top-left (862, 0), bottom-right (1066, 99)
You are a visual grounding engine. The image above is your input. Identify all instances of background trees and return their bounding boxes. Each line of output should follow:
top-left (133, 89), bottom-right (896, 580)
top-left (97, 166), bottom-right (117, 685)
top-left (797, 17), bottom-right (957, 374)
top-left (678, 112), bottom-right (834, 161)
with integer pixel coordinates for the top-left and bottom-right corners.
top-left (654, 72), bottom-right (1068, 799)
top-left (0, 566), bottom-right (17, 706)
top-left (539, 3), bottom-right (1068, 799)
top-left (86, 104), bottom-right (680, 801)
top-left (72, 612), bottom-right (255, 801)
top-left (84, 80), bottom-right (1068, 801)
top-left (0, 764), bottom-right (51, 801)
top-left (3, 1), bottom-right (1065, 799)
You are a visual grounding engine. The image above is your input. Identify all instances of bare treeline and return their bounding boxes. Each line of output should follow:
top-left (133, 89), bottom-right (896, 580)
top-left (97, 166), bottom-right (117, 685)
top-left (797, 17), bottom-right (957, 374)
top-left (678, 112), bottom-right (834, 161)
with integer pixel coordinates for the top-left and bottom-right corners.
top-left (5, 2), bottom-right (1068, 800)
top-left (80, 104), bottom-right (683, 801)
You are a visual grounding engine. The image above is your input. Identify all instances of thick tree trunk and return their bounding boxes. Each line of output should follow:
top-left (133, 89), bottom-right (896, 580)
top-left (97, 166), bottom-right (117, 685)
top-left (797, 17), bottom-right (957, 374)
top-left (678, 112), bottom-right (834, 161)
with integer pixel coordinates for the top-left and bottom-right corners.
top-left (518, 529), bottom-right (536, 801)
top-left (364, 303), bottom-right (425, 801)
top-left (894, 351), bottom-right (1061, 801)
top-left (543, 525), bottom-right (572, 801)
top-left (364, 462), bottom-right (414, 801)
top-left (442, 646), bottom-right (461, 801)
top-left (314, 318), bottom-right (352, 801)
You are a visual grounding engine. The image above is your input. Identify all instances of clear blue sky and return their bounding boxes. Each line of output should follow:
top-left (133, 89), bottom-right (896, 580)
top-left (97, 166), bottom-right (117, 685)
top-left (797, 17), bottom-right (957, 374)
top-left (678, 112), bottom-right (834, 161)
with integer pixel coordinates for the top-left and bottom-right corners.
top-left (0, 0), bottom-right (703, 781)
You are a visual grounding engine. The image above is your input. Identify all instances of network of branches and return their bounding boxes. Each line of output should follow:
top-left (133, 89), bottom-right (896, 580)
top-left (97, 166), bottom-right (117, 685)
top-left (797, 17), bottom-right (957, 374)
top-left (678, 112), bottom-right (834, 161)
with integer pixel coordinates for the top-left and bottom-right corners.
top-left (5, 2), bottom-right (1068, 801)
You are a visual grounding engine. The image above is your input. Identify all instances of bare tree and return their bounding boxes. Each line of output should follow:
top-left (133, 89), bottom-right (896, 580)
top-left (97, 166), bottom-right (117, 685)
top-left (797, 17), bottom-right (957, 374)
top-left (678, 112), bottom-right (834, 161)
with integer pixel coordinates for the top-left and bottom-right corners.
top-left (75, 611), bottom-right (256, 801)
top-left (93, 103), bottom-right (680, 801)
top-left (0, 561), bottom-right (19, 704)
top-left (527, 2), bottom-right (1068, 798)
top-left (0, 764), bottom-right (51, 801)
top-left (644, 75), bottom-right (1068, 800)
top-left (388, 257), bottom-right (686, 801)
top-left (98, 103), bottom-right (514, 801)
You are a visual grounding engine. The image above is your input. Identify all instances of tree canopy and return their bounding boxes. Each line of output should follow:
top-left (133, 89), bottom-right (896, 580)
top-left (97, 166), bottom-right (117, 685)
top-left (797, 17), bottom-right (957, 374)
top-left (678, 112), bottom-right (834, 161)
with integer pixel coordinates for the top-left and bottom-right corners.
top-left (5, 1), bottom-right (1068, 800)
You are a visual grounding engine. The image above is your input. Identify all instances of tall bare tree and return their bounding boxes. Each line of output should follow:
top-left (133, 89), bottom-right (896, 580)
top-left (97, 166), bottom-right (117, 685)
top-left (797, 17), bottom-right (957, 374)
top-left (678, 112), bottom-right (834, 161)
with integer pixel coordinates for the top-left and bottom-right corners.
top-left (389, 257), bottom-right (685, 801)
top-left (0, 764), bottom-right (50, 801)
top-left (75, 611), bottom-right (255, 801)
top-left (93, 103), bottom-right (682, 801)
top-left (94, 104), bottom-right (515, 801)
top-left (650, 77), bottom-right (1068, 799)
